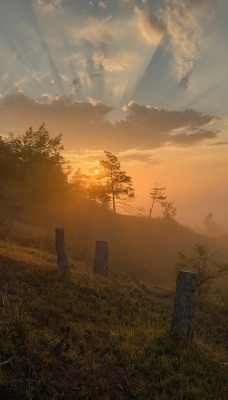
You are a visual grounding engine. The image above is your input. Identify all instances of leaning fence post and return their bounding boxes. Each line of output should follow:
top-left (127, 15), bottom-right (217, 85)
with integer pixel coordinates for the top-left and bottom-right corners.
top-left (171, 270), bottom-right (196, 339)
top-left (55, 227), bottom-right (70, 275)
top-left (93, 241), bottom-right (108, 276)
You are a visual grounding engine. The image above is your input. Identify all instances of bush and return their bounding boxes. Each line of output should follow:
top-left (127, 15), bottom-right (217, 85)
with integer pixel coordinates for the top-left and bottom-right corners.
top-left (176, 243), bottom-right (228, 296)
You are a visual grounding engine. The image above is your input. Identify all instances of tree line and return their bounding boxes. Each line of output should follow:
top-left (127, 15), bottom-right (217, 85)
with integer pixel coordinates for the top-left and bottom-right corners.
top-left (0, 123), bottom-right (176, 219)
top-left (0, 123), bottom-right (69, 199)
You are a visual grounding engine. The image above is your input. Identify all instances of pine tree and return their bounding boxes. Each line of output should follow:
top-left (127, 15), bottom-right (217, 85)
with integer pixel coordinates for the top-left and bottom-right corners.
top-left (99, 151), bottom-right (135, 214)
top-left (149, 184), bottom-right (166, 218)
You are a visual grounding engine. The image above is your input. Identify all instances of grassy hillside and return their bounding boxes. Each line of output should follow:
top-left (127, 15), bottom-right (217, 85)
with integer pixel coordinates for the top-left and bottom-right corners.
top-left (1, 182), bottom-right (228, 289)
top-left (0, 241), bottom-right (227, 399)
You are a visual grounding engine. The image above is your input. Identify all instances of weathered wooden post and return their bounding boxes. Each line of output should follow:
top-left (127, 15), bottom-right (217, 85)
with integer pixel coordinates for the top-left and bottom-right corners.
top-left (93, 241), bottom-right (108, 276)
top-left (55, 227), bottom-right (70, 275)
top-left (171, 270), bottom-right (196, 339)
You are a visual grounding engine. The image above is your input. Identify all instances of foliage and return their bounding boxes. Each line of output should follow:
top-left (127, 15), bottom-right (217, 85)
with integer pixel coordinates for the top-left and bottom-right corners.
top-left (98, 151), bottom-right (135, 214)
top-left (0, 241), bottom-right (227, 400)
top-left (203, 212), bottom-right (222, 238)
top-left (149, 184), bottom-right (166, 218)
top-left (176, 243), bottom-right (228, 295)
top-left (203, 212), bottom-right (215, 229)
top-left (0, 137), bottom-right (24, 181)
top-left (70, 168), bottom-right (110, 206)
top-left (8, 123), bottom-right (63, 164)
top-left (161, 200), bottom-right (177, 220)
top-left (0, 123), bottom-right (69, 199)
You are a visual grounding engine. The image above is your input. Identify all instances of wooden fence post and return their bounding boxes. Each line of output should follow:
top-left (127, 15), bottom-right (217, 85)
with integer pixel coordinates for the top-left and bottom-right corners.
top-left (93, 241), bottom-right (108, 276)
top-left (171, 270), bottom-right (196, 339)
top-left (55, 227), bottom-right (70, 275)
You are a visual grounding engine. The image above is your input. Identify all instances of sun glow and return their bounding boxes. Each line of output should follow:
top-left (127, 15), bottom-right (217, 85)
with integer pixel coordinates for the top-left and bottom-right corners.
top-left (94, 169), bottom-right (100, 175)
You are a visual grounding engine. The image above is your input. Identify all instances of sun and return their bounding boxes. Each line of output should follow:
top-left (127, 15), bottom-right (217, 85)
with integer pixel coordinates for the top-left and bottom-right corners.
top-left (94, 169), bottom-right (99, 175)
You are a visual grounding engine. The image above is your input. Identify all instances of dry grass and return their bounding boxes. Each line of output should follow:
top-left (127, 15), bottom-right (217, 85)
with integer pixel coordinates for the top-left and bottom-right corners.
top-left (0, 241), bottom-right (227, 399)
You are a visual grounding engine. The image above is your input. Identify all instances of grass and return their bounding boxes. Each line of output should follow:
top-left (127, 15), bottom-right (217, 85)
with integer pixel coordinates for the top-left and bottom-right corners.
top-left (0, 241), bottom-right (227, 399)
top-left (1, 181), bottom-right (228, 290)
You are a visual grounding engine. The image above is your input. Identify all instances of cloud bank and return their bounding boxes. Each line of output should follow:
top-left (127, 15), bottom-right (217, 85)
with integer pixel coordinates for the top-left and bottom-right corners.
top-left (0, 93), bottom-right (219, 153)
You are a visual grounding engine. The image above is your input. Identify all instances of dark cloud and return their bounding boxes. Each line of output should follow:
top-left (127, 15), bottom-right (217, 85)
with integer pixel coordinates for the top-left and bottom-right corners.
top-left (0, 93), bottom-right (219, 152)
top-left (179, 74), bottom-right (191, 89)
top-left (119, 152), bottom-right (159, 165)
top-left (72, 78), bottom-right (80, 87)
top-left (208, 141), bottom-right (228, 147)
top-left (123, 101), bottom-right (218, 129)
top-left (147, 13), bottom-right (166, 36)
top-left (168, 129), bottom-right (217, 146)
top-left (111, 102), bottom-right (219, 149)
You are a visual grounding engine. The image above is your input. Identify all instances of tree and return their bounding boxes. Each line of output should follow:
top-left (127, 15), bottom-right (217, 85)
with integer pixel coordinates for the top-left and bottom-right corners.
top-left (203, 212), bottom-right (217, 231)
top-left (99, 151), bottom-right (135, 214)
top-left (1, 123), bottom-right (69, 198)
top-left (203, 212), bottom-right (222, 237)
top-left (70, 168), bottom-right (110, 206)
top-left (0, 136), bottom-right (22, 181)
top-left (5, 123), bottom-right (65, 170)
top-left (176, 244), bottom-right (228, 297)
top-left (149, 184), bottom-right (166, 218)
top-left (161, 200), bottom-right (177, 220)
top-left (70, 168), bottom-right (88, 197)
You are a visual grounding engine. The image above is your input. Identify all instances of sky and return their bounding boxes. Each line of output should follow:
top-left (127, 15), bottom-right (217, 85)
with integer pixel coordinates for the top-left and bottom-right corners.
top-left (0, 0), bottom-right (228, 228)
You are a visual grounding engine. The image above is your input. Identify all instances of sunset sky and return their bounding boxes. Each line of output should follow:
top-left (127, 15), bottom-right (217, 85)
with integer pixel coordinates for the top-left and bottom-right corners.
top-left (1, 0), bottom-right (228, 227)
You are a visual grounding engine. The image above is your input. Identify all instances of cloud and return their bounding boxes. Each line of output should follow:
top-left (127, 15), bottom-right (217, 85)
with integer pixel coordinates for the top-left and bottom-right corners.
top-left (93, 51), bottom-right (134, 72)
top-left (168, 129), bottom-right (217, 146)
top-left (114, 101), bottom-right (219, 149)
top-left (0, 93), bottom-right (219, 152)
top-left (0, 0), bottom-right (155, 106)
top-left (123, 101), bottom-right (218, 129)
top-left (136, 0), bottom-right (213, 84)
top-left (208, 141), bottom-right (228, 147)
top-left (135, 7), bottom-right (166, 45)
top-left (33, 0), bottom-right (63, 12)
top-left (63, 149), bottom-right (104, 169)
top-left (98, 1), bottom-right (108, 9)
top-left (60, 74), bottom-right (70, 83)
top-left (119, 151), bottom-right (159, 166)
top-left (77, 16), bottom-right (113, 45)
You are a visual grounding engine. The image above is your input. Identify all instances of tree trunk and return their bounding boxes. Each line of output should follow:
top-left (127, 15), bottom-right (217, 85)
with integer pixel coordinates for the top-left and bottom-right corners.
top-left (112, 195), bottom-right (116, 214)
top-left (149, 198), bottom-right (155, 218)
top-left (55, 227), bottom-right (70, 275)
top-left (171, 270), bottom-right (196, 339)
top-left (93, 241), bottom-right (108, 276)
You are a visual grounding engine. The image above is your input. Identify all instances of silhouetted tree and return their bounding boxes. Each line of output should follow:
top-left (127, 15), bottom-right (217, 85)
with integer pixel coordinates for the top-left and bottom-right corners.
top-left (99, 151), bottom-right (135, 214)
top-left (203, 212), bottom-right (222, 237)
top-left (176, 244), bottom-right (228, 296)
top-left (0, 136), bottom-right (22, 180)
top-left (203, 212), bottom-right (214, 228)
top-left (149, 184), bottom-right (166, 218)
top-left (70, 168), bottom-right (110, 206)
top-left (5, 123), bottom-right (65, 169)
top-left (70, 168), bottom-right (87, 196)
top-left (161, 200), bottom-right (177, 220)
top-left (1, 123), bottom-right (69, 198)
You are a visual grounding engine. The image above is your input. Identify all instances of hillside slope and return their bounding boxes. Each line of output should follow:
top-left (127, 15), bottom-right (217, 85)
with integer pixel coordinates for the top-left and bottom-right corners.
top-left (1, 188), bottom-right (228, 288)
top-left (0, 241), bottom-right (227, 400)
